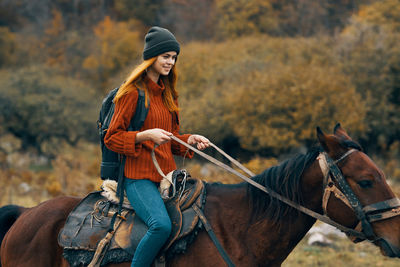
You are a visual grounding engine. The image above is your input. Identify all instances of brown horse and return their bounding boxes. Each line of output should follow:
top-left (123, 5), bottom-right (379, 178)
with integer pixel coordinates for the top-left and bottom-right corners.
top-left (1, 125), bottom-right (399, 266)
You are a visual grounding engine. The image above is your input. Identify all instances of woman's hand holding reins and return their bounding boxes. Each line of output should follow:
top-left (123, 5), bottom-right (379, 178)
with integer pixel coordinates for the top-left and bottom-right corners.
top-left (136, 128), bottom-right (172, 145)
top-left (136, 130), bottom-right (209, 150)
top-left (187, 134), bottom-right (210, 150)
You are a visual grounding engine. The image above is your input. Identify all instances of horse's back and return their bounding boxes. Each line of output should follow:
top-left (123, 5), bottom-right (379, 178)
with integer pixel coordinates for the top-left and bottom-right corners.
top-left (0, 196), bottom-right (81, 267)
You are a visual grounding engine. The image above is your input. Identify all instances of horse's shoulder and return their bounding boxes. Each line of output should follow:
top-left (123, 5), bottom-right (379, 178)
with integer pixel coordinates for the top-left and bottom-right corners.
top-left (205, 182), bottom-right (246, 199)
top-left (204, 183), bottom-right (247, 217)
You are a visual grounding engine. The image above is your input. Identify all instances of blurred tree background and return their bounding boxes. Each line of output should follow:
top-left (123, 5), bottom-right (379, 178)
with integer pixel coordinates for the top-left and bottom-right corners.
top-left (0, 0), bottom-right (400, 206)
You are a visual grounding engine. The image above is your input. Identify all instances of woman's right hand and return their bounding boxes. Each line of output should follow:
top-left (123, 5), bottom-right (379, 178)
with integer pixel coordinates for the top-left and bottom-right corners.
top-left (136, 128), bottom-right (172, 145)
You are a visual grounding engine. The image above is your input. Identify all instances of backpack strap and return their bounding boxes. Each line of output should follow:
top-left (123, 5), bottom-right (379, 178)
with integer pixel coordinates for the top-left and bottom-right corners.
top-left (128, 88), bottom-right (149, 131)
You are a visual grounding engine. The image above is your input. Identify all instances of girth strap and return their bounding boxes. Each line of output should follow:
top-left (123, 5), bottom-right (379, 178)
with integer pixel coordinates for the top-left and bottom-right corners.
top-left (192, 204), bottom-right (235, 267)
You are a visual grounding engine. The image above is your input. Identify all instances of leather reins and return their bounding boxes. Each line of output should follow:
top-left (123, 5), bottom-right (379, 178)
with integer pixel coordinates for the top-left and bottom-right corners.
top-left (152, 136), bottom-right (400, 258)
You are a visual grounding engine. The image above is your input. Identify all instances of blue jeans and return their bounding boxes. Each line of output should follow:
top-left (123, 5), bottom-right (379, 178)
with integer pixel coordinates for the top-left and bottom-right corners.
top-left (124, 179), bottom-right (172, 267)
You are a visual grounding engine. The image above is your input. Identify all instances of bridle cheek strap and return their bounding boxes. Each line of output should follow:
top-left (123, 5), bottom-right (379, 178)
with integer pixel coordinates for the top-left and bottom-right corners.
top-left (318, 154), bottom-right (353, 214)
top-left (322, 176), bottom-right (353, 213)
top-left (318, 151), bottom-right (373, 242)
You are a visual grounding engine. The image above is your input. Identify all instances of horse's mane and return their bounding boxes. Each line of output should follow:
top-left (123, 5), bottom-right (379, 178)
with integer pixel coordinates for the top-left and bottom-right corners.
top-left (248, 139), bottom-right (362, 225)
top-left (247, 146), bottom-right (322, 225)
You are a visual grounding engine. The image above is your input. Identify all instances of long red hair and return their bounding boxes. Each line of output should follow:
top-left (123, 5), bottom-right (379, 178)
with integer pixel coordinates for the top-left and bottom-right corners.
top-left (114, 57), bottom-right (179, 112)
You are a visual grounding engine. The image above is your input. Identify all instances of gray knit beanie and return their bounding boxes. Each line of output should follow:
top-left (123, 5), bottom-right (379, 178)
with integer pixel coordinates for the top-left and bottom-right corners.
top-left (143, 26), bottom-right (180, 60)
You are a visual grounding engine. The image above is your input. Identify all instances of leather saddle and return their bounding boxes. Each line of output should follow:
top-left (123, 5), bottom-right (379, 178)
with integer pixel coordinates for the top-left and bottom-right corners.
top-left (58, 173), bottom-right (206, 267)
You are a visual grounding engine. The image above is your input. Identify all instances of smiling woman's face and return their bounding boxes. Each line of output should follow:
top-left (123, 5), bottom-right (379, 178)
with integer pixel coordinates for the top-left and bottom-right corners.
top-left (150, 51), bottom-right (177, 76)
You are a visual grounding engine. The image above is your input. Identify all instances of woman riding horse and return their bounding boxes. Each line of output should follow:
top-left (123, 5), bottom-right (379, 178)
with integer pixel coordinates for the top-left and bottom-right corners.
top-left (1, 125), bottom-right (399, 266)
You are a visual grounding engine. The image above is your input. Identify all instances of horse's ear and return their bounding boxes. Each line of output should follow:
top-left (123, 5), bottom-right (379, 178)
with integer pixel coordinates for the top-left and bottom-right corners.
top-left (316, 127), bottom-right (330, 152)
top-left (333, 123), bottom-right (352, 140)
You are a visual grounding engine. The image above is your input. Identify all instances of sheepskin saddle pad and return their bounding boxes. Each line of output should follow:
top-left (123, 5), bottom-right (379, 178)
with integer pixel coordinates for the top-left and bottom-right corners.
top-left (58, 174), bottom-right (206, 267)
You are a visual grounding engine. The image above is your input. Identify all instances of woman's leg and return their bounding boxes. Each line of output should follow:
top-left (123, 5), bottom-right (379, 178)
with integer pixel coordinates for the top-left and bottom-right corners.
top-left (124, 179), bottom-right (172, 267)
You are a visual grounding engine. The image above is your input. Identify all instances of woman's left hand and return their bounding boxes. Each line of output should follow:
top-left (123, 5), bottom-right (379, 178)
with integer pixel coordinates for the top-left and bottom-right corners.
top-left (187, 134), bottom-right (210, 150)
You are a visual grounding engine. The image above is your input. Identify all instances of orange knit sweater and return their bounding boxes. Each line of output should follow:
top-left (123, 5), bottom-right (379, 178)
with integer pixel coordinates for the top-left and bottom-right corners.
top-left (104, 75), bottom-right (193, 182)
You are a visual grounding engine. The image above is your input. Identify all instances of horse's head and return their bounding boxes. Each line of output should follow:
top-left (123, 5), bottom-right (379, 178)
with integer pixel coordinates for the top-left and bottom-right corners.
top-left (317, 123), bottom-right (400, 258)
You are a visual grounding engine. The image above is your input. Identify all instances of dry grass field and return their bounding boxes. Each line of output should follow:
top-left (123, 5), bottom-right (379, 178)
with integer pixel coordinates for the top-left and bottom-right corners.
top-left (283, 236), bottom-right (400, 267)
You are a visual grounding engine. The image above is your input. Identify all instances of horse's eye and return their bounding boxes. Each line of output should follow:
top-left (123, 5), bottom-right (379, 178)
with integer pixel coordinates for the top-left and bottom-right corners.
top-left (357, 180), bottom-right (373, 189)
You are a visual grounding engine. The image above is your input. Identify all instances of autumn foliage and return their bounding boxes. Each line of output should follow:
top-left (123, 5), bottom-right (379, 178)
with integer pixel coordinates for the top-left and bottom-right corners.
top-left (0, 0), bottom-right (400, 205)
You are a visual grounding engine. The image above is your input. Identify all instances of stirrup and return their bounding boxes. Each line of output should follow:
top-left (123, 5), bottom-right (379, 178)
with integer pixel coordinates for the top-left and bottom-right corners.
top-left (154, 254), bottom-right (166, 267)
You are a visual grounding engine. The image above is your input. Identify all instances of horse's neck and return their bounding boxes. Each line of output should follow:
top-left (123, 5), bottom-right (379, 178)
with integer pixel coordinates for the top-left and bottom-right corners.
top-left (204, 163), bottom-right (324, 265)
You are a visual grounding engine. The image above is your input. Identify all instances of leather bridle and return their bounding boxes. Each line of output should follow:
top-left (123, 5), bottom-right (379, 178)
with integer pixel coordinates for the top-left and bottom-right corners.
top-left (318, 149), bottom-right (400, 256)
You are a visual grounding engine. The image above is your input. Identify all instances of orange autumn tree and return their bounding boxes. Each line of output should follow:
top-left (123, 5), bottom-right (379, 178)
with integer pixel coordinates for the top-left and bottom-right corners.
top-left (215, 0), bottom-right (278, 39)
top-left (83, 16), bottom-right (142, 91)
top-left (178, 36), bottom-right (366, 156)
top-left (336, 0), bottom-right (400, 152)
top-left (0, 27), bottom-right (16, 67)
top-left (43, 9), bottom-right (67, 67)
